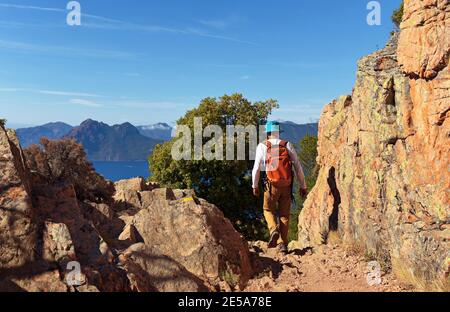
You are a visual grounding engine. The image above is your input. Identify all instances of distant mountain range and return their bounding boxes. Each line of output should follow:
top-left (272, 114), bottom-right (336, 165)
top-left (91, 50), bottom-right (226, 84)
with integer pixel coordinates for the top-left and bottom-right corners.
top-left (16, 120), bottom-right (167, 161)
top-left (279, 121), bottom-right (318, 144)
top-left (64, 119), bottom-right (162, 161)
top-left (17, 122), bottom-right (73, 148)
top-left (136, 123), bottom-right (173, 141)
top-left (16, 120), bottom-right (318, 161)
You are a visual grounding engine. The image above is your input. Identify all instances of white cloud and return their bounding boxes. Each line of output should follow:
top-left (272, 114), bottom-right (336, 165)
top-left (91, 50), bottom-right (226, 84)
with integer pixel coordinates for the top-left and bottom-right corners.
top-left (0, 3), bottom-right (121, 22)
top-left (182, 27), bottom-right (258, 45)
top-left (240, 75), bottom-right (251, 80)
top-left (196, 19), bottom-right (228, 30)
top-left (109, 101), bottom-right (188, 109)
top-left (0, 3), bottom-right (63, 12)
top-left (41, 90), bottom-right (100, 97)
top-left (0, 87), bottom-right (102, 98)
top-left (0, 20), bottom-right (34, 28)
top-left (267, 61), bottom-right (326, 69)
top-left (0, 39), bottom-right (139, 59)
top-left (124, 72), bottom-right (141, 77)
top-left (69, 98), bottom-right (102, 107)
top-left (195, 15), bottom-right (245, 30)
top-left (0, 3), bottom-right (257, 45)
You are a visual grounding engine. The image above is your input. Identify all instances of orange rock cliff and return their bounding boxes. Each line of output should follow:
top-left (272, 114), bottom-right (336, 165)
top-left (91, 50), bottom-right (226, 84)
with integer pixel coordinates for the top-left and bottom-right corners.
top-left (298, 0), bottom-right (449, 290)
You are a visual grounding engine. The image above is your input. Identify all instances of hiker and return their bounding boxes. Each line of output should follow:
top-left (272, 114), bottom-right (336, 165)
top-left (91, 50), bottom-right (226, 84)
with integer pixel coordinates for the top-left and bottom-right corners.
top-left (252, 121), bottom-right (308, 254)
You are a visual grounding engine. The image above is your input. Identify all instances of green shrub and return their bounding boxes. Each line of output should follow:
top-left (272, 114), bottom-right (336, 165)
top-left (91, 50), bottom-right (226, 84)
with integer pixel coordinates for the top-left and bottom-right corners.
top-left (392, 1), bottom-right (404, 28)
top-left (24, 137), bottom-right (114, 203)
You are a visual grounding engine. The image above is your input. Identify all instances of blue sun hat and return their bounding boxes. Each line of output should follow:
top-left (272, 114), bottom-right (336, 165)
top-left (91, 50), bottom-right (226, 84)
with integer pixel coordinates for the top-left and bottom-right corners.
top-left (265, 121), bottom-right (283, 133)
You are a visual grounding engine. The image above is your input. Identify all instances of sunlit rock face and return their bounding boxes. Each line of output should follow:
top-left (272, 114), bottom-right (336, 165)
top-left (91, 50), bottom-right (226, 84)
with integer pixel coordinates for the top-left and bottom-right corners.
top-left (298, 0), bottom-right (449, 291)
top-left (0, 127), bottom-right (37, 270)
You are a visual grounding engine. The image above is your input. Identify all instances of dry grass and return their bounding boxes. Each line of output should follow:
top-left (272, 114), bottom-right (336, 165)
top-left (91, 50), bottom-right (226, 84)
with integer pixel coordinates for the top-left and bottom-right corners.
top-left (326, 231), bottom-right (342, 245)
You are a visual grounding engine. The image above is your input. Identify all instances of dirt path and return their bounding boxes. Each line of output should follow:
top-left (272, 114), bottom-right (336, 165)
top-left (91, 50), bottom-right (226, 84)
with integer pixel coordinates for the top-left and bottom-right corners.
top-left (244, 241), bottom-right (415, 292)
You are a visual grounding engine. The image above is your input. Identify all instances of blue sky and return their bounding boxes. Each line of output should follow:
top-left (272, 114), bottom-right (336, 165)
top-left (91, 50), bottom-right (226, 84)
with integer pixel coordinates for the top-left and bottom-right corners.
top-left (0, 0), bottom-right (402, 127)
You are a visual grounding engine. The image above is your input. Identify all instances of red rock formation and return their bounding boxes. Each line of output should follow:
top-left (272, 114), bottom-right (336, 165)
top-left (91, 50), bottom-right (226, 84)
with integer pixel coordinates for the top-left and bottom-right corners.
top-left (0, 128), bottom-right (252, 291)
top-left (397, 0), bottom-right (449, 79)
top-left (0, 126), bottom-right (37, 270)
top-left (115, 178), bottom-right (253, 291)
top-left (119, 243), bottom-right (209, 292)
top-left (298, 0), bottom-right (449, 291)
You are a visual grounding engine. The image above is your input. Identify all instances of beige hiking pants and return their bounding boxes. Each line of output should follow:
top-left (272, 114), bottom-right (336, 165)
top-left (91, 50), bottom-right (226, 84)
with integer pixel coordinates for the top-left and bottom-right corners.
top-left (263, 185), bottom-right (291, 245)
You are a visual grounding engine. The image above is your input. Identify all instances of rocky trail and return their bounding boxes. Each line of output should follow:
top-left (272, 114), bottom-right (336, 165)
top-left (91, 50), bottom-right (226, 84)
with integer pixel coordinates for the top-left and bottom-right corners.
top-left (244, 241), bottom-right (414, 292)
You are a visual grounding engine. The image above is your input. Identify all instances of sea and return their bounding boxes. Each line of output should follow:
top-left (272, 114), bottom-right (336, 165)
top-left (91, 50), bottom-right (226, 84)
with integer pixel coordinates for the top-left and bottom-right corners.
top-left (93, 161), bottom-right (150, 182)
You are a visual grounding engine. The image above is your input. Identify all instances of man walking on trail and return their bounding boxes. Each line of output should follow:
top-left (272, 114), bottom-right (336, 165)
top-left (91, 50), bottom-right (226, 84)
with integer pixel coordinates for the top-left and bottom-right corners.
top-left (252, 121), bottom-right (308, 254)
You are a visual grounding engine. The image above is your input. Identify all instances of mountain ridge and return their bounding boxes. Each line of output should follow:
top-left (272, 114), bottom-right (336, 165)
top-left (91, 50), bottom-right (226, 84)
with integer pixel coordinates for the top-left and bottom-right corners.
top-left (137, 123), bottom-right (173, 141)
top-left (16, 122), bottom-right (73, 148)
top-left (16, 120), bottom-right (319, 161)
top-left (64, 119), bottom-right (162, 161)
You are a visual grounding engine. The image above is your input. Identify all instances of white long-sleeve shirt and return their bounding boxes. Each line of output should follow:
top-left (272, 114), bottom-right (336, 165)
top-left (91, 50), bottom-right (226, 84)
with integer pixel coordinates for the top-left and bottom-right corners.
top-left (252, 139), bottom-right (306, 189)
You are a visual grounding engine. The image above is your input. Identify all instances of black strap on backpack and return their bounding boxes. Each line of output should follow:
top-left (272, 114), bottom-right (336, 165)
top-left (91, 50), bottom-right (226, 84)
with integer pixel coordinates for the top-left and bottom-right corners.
top-left (290, 175), bottom-right (296, 205)
top-left (262, 171), bottom-right (272, 197)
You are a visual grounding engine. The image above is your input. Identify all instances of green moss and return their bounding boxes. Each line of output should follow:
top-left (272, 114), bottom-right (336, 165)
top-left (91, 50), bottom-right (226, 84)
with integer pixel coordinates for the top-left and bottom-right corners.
top-left (325, 108), bottom-right (347, 138)
top-left (431, 199), bottom-right (448, 221)
top-left (220, 268), bottom-right (240, 289)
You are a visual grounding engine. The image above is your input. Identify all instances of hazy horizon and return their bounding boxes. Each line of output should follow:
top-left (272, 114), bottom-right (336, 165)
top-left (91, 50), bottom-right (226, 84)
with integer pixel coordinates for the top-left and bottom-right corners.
top-left (7, 118), bottom-right (321, 129)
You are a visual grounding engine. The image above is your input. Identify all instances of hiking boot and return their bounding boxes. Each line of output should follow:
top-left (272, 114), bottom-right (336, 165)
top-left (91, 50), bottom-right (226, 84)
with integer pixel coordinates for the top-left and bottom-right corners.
top-left (278, 243), bottom-right (288, 254)
top-left (268, 230), bottom-right (280, 248)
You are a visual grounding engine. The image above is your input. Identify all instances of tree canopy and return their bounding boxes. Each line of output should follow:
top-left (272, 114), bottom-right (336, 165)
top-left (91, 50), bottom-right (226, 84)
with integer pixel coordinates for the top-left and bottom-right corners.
top-left (298, 134), bottom-right (319, 189)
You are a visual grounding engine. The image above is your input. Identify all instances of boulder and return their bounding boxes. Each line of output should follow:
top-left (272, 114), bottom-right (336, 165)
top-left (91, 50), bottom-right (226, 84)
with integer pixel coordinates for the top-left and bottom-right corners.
top-left (35, 184), bottom-right (106, 265)
top-left (43, 222), bottom-right (76, 265)
top-left (131, 189), bottom-right (252, 290)
top-left (9, 270), bottom-right (69, 292)
top-left (115, 177), bottom-right (149, 193)
top-left (80, 201), bottom-right (125, 242)
top-left (113, 177), bottom-right (158, 211)
top-left (119, 243), bottom-right (209, 292)
top-left (34, 183), bottom-right (131, 291)
top-left (118, 224), bottom-right (142, 244)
